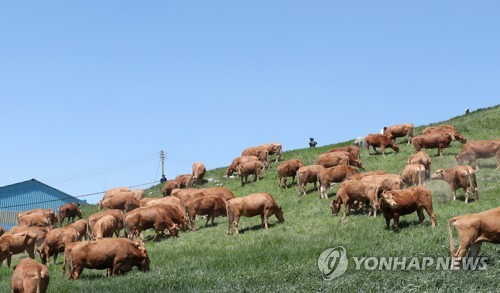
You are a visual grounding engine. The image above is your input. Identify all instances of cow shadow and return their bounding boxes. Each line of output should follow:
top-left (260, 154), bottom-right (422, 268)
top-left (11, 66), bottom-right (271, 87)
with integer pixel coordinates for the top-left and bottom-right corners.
top-left (389, 219), bottom-right (435, 231)
top-left (237, 223), bottom-right (277, 234)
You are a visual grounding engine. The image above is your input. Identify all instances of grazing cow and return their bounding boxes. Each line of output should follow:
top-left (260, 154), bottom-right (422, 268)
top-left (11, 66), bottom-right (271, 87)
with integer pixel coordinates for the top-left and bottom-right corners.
top-left (259, 142), bottom-right (283, 162)
top-left (380, 186), bottom-right (436, 232)
top-left (383, 123), bottom-right (415, 144)
top-left (401, 164), bottom-right (426, 187)
top-left (88, 209), bottom-right (126, 238)
top-left (448, 207), bottom-right (500, 266)
top-left (413, 132), bottom-right (453, 157)
top-left (12, 258), bottom-right (49, 293)
top-left (18, 213), bottom-right (51, 228)
top-left (277, 159), bottom-right (304, 190)
top-left (175, 174), bottom-right (194, 189)
top-left (161, 179), bottom-right (181, 196)
top-left (407, 151), bottom-right (432, 178)
top-left (0, 232), bottom-right (37, 268)
top-left (6, 226), bottom-right (49, 247)
top-left (328, 145), bottom-right (360, 159)
top-left (226, 193), bottom-right (284, 235)
top-left (456, 139), bottom-right (500, 170)
top-left (431, 166), bottom-right (478, 203)
top-left (316, 152), bottom-right (364, 169)
top-left (67, 219), bottom-right (88, 241)
top-left (423, 125), bottom-right (467, 143)
top-left (226, 155), bottom-right (260, 176)
top-left (17, 208), bottom-right (56, 226)
top-left (365, 134), bottom-right (400, 157)
top-left (66, 238), bottom-right (149, 280)
top-left (242, 146), bottom-right (270, 169)
top-left (317, 165), bottom-right (359, 199)
top-left (98, 193), bottom-right (140, 212)
top-left (330, 180), bottom-right (380, 220)
top-left (92, 215), bottom-right (117, 240)
top-left (37, 226), bottom-right (79, 265)
top-left (296, 165), bottom-right (325, 196)
top-left (235, 160), bottom-right (262, 186)
top-left (186, 195), bottom-right (227, 230)
top-left (124, 204), bottom-right (185, 240)
top-left (58, 203), bottom-right (83, 226)
top-left (190, 162), bottom-right (207, 186)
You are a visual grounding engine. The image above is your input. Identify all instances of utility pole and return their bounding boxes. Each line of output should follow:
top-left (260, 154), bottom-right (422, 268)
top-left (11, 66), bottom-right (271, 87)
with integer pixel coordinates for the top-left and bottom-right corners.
top-left (160, 150), bottom-right (165, 177)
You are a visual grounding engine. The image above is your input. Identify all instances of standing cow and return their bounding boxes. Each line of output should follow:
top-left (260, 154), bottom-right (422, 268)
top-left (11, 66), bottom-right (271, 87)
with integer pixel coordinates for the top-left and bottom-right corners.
top-left (456, 139), bottom-right (500, 170)
top-left (190, 162), bottom-right (206, 186)
top-left (412, 133), bottom-right (453, 157)
top-left (58, 203), bottom-right (83, 226)
top-left (431, 166), bottom-right (478, 203)
top-left (365, 134), bottom-right (400, 157)
top-left (276, 159), bottom-right (304, 190)
top-left (383, 123), bottom-right (414, 144)
top-left (12, 258), bottom-right (50, 293)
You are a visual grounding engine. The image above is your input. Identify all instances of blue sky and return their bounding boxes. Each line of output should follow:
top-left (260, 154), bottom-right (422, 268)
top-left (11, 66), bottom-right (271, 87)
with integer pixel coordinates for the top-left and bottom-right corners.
top-left (1, 1), bottom-right (498, 204)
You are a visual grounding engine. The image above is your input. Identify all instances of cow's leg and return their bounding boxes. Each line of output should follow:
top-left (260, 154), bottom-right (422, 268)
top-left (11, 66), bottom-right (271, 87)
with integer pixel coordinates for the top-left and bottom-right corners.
top-left (464, 187), bottom-right (469, 204)
top-left (283, 177), bottom-right (288, 189)
top-left (263, 210), bottom-right (270, 229)
top-left (385, 217), bottom-right (391, 230)
top-left (467, 242), bottom-right (483, 260)
top-left (7, 253), bottom-right (13, 268)
top-left (393, 213), bottom-right (400, 231)
top-left (277, 176), bottom-right (281, 191)
top-left (234, 216), bottom-right (240, 235)
top-left (204, 215), bottom-right (211, 227)
top-left (341, 201), bottom-right (348, 221)
top-left (261, 214), bottom-right (265, 227)
top-left (53, 252), bottom-right (58, 264)
top-left (424, 209), bottom-right (436, 228)
top-left (73, 266), bottom-right (84, 280)
top-left (417, 207), bottom-right (425, 224)
top-left (211, 215), bottom-right (215, 226)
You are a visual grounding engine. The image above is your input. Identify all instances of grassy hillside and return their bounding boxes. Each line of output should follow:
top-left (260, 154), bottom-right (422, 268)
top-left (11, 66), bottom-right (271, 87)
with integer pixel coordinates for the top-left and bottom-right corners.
top-left (2, 105), bottom-right (499, 292)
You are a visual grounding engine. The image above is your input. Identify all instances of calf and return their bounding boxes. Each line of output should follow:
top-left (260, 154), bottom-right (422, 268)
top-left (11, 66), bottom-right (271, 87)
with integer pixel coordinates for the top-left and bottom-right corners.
top-left (276, 159), bottom-right (304, 190)
top-left (431, 166), bottom-right (478, 203)
top-left (58, 203), bottom-right (83, 226)
top-left (0, 231), bottom-right (37, 268)
top-left (88, 209), bottom-right (125, 238)
top-left (447, 207), bottom-right (500, 266)
top-left (456, 139), bottom-right (500, 170)
top-left (161, 179), bottom-right (180, 196)
top-left (18, 213), bottom-right (51, 228)
top-left (423, 125), bottom-right (467, 143)
top-left (190, 162), bottom-right (207, 186)
top-left (186, 195), bottom-right (227, 230)
top-left (235, 160), bottom-right (262, 186)
top-left (407, 150), bottom-right (432, 178)
top-left (401, 164), bottom-right (426, 187)
top-left (67, 238), bottom-right (149, 279)
top-left (365, 134), bottom-right (400, 157)
top-left (330, 180), bottom-right (379, 220)
top-left (226, 193), bottom-right (284, 235)
top-left (226, 155), bottom-right (260, 176)
top-left (37, 226), bottom-right (79, 265)
top-left (12, 258), bottom-right (49, 293)
top-left (317, 165), bottom-right (359, 199)
top-left (383, 123), bottom-right (414, 144)
top-left (413, 132), bottom-right (453, 157)
top-left (296, 165), bottom-right (325, 196)
top-left (380, 186), bottom-right (436, 231)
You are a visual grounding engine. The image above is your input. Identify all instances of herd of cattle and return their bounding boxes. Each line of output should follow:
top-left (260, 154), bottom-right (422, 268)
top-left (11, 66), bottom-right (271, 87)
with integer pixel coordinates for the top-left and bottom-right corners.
top-left (1, 125), bottom-right (499, 292)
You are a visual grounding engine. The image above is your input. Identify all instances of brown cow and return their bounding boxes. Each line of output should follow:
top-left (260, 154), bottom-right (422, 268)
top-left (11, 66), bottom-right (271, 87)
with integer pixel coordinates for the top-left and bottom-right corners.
top-left (431, 166), bottom-right (478, 203)
top-left (88, 209), bottom-right (126, 238)
top-left (226, 155), bottom-right (260, 176)
top-left (132, 189), bottom-right (145, 201)
top-left (98, 194), bottom-right (140, 212)
top-left (142, 196), bottom-right (184, 210)
top-left (259, 142), bottom-right (283, 162)
top-left (277, 159), bottom-right (304, 190)
top-left (0, 231), bottom-right (37, 268)
top-left (186, 195), bottom-right (227, 230)
top-left (296, 165), bottom-right (325, 196)
top-left (360, 174), bottom-right (405, 195)
top-left (6, 226), bottom-right (49, 247)
top-left (161, 180), bottom-right (181, 196)
top-left (226, 193), bottom-right (284, 235)
top-left (37, 226), bottom-right (79, 265)
top-left (316, 152), bottom-right (364, 169)
top-left (401, 164), bottom-right (426, 187)
top-left (235, 160), bottom-right (262, 186)
top-left (12, 258), bottom-right (49, 293)
top-left (66, 238), bottom-right (149, 279)
top-left (330, 180), bottom-right (380, 220)
top-left (171, 188), bottom-right (201, 206)
top-left (317, 165), bottom-right (359, 199)
top-left (18, 213), bottom-right (51, 228)
top-left (456, 139), bottom-right (500, 170)
top-left (200, 187), bottom-right (236, 202)
top-left (407, 150), bottom-right (432, 178)
top-left (327, 145), bottom-right (360, 159)
top-left (241, 146), bottom-right (270, 169)
top-left (68, 219), bottom-right (88, 241)
top-left (423, 125), bottom-right (467, 143)
top-left (447, 207), bottom-right (500, 266)
top-left (349, 170), bottom-right (388, 180)
top-left (103, 187), bottom-right (130, 200)
top-left (380, 186), bottom-right (436, 231)
top-left (92, 215), bottom-right (117, 240)
top-left (17, 208), bottom-right (56, 226)
top-left (124, 204), bottom-right (186, 240)
top-left (175, 174), bottom-right (194, 188)
top-left (190, 162), bottom-right (207, 186)
top-left (383, 123), bottom-right (415, 144)
top-left (413, 132), bottom-right (453, 157)
top-left (365, 134), bottom-right (400, 157)
top-left (58, 203), bottom-right (83, 226)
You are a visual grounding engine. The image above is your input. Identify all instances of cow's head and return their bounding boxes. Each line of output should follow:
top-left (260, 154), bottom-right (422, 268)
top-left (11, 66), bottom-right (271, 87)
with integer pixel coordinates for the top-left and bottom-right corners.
top-left (275, 207), bottom-right (285, 223)
top-left (330, 199), bottom-right (341, 216)
top-left (380, 191), bottom-right (397, 208)
top-left (453, 132), bottom-right (467, 144)
top-left (37, 248), bottom-right (48, 265)
top-left (392, 143), bottom-right (400, 153)
top-left (430, 169), bottom-right (445, 180)
top-left (455, 154), bottom-right (467, 165)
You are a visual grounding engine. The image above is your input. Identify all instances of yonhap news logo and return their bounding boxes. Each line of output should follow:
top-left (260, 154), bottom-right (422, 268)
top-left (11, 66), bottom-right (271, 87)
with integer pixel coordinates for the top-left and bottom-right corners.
top-left (318, 246), bottom-right (489, 280)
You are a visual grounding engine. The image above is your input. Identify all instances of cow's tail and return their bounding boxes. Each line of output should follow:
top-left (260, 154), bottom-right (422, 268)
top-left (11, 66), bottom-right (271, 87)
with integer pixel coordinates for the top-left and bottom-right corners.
top-left (448, 217), bottom-right (458, 256)
top-left (226, 200), bottom-right (234, 234)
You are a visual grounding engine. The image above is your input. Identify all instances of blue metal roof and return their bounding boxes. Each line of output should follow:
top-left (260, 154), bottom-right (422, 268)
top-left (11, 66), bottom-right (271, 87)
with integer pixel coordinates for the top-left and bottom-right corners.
top-left (0, 179), bottom-right (86, 230)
